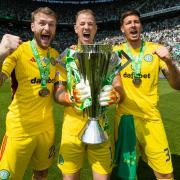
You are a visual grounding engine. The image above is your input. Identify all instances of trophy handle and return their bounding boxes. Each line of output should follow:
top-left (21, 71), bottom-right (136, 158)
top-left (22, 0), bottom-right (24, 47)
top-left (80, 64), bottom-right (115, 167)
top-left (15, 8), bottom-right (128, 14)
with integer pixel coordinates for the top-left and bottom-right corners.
top-left (114, 50), bottom-right (132, 75)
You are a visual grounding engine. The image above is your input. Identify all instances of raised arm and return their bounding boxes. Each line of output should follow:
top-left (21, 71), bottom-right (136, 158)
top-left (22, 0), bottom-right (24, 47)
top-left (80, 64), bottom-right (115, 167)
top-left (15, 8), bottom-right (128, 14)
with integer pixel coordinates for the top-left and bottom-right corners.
top-left (154, 46), bottom-right (180, 90)
top-left (0, 34), bottom-right (21, 86)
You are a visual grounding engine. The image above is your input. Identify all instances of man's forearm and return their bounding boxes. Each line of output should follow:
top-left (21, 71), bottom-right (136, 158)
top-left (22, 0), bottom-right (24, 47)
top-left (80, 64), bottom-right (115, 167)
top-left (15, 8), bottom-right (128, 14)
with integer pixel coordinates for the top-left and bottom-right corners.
top-left (112, 74), bottom-right (125, 103)
top-left (54, 83), bottom-right (73, 106)
top-left (0, 72), bottom-right (7, 87)
top-left (0, 46), bottom-right (9, 87)
top-left (164, 60), bottom-right (180, 90)
top-left (0, 44), bottom-right (11, 64)
top-left (54, 90), bottom-right (73, 106)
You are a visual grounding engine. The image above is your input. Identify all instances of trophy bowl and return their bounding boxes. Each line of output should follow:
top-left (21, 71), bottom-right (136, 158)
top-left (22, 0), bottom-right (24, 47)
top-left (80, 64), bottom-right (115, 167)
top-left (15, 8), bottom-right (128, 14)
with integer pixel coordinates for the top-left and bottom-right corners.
top-left (76, 44), bottom-right (120, 144)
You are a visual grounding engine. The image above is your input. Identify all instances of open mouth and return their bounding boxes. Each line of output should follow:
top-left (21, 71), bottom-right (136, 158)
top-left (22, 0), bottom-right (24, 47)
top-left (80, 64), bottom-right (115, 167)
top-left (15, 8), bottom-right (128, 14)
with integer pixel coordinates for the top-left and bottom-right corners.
top-left (130, 29), bottom-right (138, 35)
top-left (83, 33), bottom-right (90, 40)
top-left (41, 34), bottom-right (50, 42)
top-left (129, 29), bottom-right (139, 38)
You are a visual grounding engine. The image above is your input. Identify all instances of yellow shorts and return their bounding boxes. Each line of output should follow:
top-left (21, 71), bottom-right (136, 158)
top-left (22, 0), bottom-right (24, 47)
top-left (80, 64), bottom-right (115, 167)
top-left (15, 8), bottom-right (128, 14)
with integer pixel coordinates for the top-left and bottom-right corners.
top-left (0, 130), bottom-right (55, 180)
top-left (115, 115), bottom-right (173, 174)
top-left (57, 132), bottom-right (113, 175)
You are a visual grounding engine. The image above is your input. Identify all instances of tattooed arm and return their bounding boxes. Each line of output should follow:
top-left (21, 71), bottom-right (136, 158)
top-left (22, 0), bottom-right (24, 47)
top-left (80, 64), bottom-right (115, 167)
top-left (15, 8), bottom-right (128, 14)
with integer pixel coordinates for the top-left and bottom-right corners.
top-left (161, 62), bottom-right (180, 90)
top-left (0, 68), bottom-right (7, 87)
top-left (112, 74), bottom-right (125, 103)
top-left (154, 46), bottom-right (180, 90)
top-left (54, 81), bottom-right (73, 106)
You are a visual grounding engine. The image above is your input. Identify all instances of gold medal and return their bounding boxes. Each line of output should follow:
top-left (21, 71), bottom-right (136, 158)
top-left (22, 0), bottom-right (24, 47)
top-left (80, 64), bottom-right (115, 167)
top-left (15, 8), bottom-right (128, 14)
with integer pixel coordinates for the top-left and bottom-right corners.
top-left (133, 78), bottom-right (142, 86)
top-left (39, 88), bottom-right (50, 97)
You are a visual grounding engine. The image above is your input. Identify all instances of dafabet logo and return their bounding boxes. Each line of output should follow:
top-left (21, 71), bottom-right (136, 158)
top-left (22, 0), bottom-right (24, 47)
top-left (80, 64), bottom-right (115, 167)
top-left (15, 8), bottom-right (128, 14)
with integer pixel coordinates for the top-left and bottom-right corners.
top-left (30, 77), bottom-right (55, 84)
top-left (123, 72), bottom-right (151, 79)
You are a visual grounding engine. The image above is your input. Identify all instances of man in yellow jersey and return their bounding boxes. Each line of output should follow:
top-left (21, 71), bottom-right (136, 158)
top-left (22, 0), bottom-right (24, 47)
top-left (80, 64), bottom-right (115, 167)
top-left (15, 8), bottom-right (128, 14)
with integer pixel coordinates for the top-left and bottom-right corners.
top-left (54, 9), bottom-right (124, 180)
top-left (0, 7), bottom-right (61, 180)
top-left (113, 9), bottom-right (180, 180)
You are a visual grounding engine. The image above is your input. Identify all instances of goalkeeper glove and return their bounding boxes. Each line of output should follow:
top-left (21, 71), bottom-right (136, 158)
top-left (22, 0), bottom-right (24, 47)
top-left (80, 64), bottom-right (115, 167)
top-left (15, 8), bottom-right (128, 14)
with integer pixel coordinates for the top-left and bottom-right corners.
top-left (99, 85), bottom-right (119, 106)
top-left (73, 80), bottom-right (91, 103)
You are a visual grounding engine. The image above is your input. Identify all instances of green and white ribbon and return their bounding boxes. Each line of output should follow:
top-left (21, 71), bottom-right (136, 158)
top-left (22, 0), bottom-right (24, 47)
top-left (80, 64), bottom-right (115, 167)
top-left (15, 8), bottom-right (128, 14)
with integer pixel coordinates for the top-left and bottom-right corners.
top-left (125, 40), bottom-right (145, 78)
top-left (65, 48), bottom-right (92, 111)
top-left (30, 39), bottom-right (50, 89)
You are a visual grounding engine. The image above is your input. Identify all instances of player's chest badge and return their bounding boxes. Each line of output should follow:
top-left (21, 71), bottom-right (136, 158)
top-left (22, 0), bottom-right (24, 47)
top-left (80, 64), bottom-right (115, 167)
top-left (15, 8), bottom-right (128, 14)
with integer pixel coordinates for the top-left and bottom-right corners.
top-left (144, 54), bottom-right (153, 62)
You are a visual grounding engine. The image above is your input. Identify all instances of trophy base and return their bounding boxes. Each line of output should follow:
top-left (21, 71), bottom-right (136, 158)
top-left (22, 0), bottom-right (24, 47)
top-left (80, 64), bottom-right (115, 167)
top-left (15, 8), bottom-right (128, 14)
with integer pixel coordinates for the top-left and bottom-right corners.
top-left (79, 118), bottom-right (108, 144)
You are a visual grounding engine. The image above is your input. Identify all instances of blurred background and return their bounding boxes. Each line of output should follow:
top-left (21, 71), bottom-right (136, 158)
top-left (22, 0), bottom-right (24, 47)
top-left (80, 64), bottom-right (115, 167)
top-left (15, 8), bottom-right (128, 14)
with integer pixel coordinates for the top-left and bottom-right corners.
top-left (0, 0), bottom-right (179, 62)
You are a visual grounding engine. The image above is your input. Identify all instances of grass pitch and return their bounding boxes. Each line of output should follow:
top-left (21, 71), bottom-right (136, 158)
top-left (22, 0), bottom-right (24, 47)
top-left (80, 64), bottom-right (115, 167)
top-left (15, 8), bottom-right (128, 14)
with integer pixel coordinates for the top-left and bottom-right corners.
top-left (0, 79), bottom-right (180, 179)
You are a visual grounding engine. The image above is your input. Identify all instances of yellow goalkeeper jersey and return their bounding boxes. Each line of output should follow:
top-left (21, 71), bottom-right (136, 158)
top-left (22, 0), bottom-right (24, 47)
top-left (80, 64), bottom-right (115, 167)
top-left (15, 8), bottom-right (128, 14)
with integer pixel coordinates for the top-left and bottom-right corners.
top-left (113, 42), bottom-right (167, 120)
top-left (2, 41), bottom-right (61, 137)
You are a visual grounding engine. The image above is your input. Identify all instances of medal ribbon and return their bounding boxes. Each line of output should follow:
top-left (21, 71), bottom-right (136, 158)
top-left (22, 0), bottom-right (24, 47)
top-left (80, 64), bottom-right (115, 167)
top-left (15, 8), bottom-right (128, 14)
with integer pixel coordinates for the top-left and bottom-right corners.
top-left (102, 51), bottom-right (122, 86)
top-left (30, 40), bottom-right (50, 90)
top-left (65, 48), bottom-right (92, 111)
top-left (125, 41), bottom-right (145, 78)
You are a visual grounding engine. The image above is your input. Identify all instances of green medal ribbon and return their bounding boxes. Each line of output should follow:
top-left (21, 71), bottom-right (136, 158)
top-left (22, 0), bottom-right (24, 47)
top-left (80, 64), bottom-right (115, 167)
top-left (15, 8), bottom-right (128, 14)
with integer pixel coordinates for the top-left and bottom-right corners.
top-left (65, 48), bottom-right (92, 111)
top-left (125, 41), bottom-right (145, 78)
top-left (30, 40), bottom-right (50, 90)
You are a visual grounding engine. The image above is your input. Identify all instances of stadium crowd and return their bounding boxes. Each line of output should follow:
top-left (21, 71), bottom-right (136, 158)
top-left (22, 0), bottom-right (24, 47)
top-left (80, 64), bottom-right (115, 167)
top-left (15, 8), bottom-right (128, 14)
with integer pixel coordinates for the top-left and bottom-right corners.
top-left (0, 0), bottom-right (179, 24)
top-left (0, 0), bottom-right (179, 60)
top-left (139, 0), bottom-right (179, 14)
top-left (98, 17), bottom-right (180, 61)
top-left (0, 0), bottom-right (143, 23)
top-left (1, 17), bottom-right (179, 61)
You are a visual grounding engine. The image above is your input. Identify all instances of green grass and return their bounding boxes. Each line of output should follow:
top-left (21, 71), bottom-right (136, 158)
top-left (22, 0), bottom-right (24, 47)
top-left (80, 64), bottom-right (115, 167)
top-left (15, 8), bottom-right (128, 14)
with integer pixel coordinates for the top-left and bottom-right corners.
top-left (137, 79), bottom-right (180, 180)
top-left (159, 82), bottom-right (180, 156)
top-left (0, 79), bottom-right (180, 179)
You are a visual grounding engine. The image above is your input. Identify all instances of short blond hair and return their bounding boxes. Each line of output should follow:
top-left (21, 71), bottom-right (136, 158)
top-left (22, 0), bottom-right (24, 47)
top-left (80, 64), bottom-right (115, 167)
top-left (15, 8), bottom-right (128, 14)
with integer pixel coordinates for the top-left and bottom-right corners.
top-left (75, 9), bottom-right (96, 23)
top-left (31, 7), bottom-right (57, 22)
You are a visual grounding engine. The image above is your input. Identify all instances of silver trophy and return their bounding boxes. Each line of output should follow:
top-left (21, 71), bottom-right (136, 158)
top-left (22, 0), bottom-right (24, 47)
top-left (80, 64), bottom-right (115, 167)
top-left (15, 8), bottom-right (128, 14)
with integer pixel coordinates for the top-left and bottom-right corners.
top-left (76, 44), bottom-right (131, 144)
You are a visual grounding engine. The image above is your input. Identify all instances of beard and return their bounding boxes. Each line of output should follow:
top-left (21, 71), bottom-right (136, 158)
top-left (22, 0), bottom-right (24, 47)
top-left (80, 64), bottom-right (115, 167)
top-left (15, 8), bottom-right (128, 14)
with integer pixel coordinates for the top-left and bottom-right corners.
top-left (33, 33), bottom-right (54, 49)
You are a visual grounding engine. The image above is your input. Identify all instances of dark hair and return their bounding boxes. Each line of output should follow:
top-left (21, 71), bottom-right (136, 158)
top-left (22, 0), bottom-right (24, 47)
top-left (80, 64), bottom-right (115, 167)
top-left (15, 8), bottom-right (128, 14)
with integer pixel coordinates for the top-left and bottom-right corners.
top-left (31, 7), bottom-right (57, 22)
top-left (75, 9), bottom-right (96, 22)
top-left (120, 9), bottom-right (140, 25)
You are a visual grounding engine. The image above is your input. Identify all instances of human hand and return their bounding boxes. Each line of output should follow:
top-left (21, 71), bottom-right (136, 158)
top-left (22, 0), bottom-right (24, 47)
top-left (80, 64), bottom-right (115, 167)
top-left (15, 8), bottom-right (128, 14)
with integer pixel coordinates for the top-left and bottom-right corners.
top-left (0, 34), bottom-right (21, 58)
top-left (153, 46), bottom-right (172, 64)
top-left (99, 85), bottom-right (119, 106)
top-left (69, 44), bottom-right (77, 50)
top-left (73, 80), bottom-right (91, 103)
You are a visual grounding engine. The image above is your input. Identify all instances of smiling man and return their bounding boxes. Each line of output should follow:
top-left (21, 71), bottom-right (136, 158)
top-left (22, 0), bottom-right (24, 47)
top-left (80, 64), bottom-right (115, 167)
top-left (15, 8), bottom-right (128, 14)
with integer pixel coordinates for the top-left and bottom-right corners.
top-left (74, 9), bottom-right (97, 45)
top-left (0, 7), bottom-right (61, 180)
top-left (113, 9), bottom-right (180, 180)
top-left (54, 9), bottom-right (124, 180)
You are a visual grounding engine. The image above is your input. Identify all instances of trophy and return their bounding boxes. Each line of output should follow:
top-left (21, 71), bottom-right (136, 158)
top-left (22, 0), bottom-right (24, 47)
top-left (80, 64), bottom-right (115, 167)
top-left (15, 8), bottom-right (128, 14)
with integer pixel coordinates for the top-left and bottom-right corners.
top-left (75, 44), bottom-right (131, 144)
